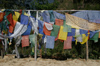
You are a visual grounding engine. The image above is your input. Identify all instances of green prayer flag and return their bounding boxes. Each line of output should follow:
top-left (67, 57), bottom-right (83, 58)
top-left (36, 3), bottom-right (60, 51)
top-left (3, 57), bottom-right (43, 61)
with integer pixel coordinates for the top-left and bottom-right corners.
top-left (50, 25), bottom-right (60, 38)
top-left (48, 10), bottom-right (55, 22)
top-left (63, 20), bottom-right (71, 32)
top-left (4, 12), bottom-right (11, 25)
top-left (90, 32), bottom-right (99, 42)
top-left (29, 34), bottom-right (36, 47)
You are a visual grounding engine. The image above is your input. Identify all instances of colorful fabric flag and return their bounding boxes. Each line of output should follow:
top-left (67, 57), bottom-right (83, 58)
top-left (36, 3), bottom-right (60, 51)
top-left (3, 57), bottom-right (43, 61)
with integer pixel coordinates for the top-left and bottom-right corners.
top-left (29, 34), bottom-right (36, 47)
top-left (38, 20), bottom-right (44, 37)
top-left (66, 13), bottom-right (100, 31)
top-left (55, 19), bottom-right (63, 26)
top-left (32, 47), bottom-right (34, 52)
top-left (13, 12), bottom-right (20, 21)
top-left (63, 25), bottom-right (71, 32)
top-left (24, 12), bottom-right (30, 16)
top-left (80, 29), bottom-right (88, 36)
top-left (38, 20), bottom-right (44, 29)
top-left (75, 29), bottom-right (82, 42)
top-left (53, 11), bottom-right (66, 20)
top-left (63, 20), bottom-right (71, 32)
top-left (0, 12), bottom-right (5, 22)
top-left (41, 11), bottom-right (50, 23)
top-left (71, 11), bottom-right (100, 24)
top-left (64, 36), bottom-right (72, 49)
top-left (9, 25), bottom-right (13, 33)
top-left (50, 25), bottom-right (60, 38)
top-left (89, 31), bottom-right (98, 38)
top-left (9, 20), bottom-right (17, 33)
top-left (30, 17), bottom-right (38, 34)
top-left (7, 13), bottom-right (13, 26)
top-left (55, 31), bottom-right (59, 41)
top-left (99, 32), bottom-right (100, 38)
top-left (46, 36), bottom-right (55, 49)
top-left (67, 28), bottom-right (76, 41)
top-left (44, 22), bottom-right (53, 30)
top-left (90, 32), bottom-right (99, 42)
top-left (80, 34), bottom-right (88, 44)
top-left (58, 26), bottom-right (67, 40)
top-left (22, 22), bottom-right (32, 35)
top-left (21, 35), bottom-right (29, 47)
top-left (48, 10), bottom-right (55, 22)
top-left (20, 14), bottom-right (29, 25)
top-left (43, 23), bottom-right (51, 36)
top-left (4, 12), bottom-right (11, 25)
top-left (9, 22), bottom-right (27, 38)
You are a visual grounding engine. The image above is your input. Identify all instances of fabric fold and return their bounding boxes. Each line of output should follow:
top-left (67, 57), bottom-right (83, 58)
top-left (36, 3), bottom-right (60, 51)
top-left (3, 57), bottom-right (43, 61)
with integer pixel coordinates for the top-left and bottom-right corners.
top-left (29, 34), bottom-right (36, 47)
top-left (44, 22), bottom-right (53, 30)
top-left (30, 17), bottom-right (38, 34)
top-left (22, 22), bottom-right (32, 35)
top-left (66, 13), bottom-right (100, 31)
top-left (80, 34), bottom-right (88, 44)
top-left (75, 29), bottom-right (82, 42)
top-left (9, 20), bottom-right (17, 33)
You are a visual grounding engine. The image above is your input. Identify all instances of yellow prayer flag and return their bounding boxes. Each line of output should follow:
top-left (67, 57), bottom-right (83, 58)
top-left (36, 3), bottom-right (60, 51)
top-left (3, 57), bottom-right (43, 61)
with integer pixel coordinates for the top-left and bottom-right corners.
top-left (24, 12), bottom-right (30, 16)
top-left (80, 34), bottom-right (88, 44)
top-left (32, 47), bottom-right (34, 52)
top-left (13, 12), bottom-right (20, 21)
top-left (58, 26), bottom-right (67, 40)
top-left (3, 30), bottom-right (7, 34)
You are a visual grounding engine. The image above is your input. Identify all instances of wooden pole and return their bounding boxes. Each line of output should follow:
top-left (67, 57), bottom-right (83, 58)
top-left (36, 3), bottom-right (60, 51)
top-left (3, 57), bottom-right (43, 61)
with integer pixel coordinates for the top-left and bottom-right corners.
top-left (34, 11), bottom-right (38, 61)
top-left (4, 34), bottom-right (7, 54)
top-left (1, 50), bottom-right (3, 59)
top-left (2, 41), bottom-right (5, 57)
top-left (86, 40), bottom-right (88, 60)
top-left (35, 33), bottom-right (37, 61)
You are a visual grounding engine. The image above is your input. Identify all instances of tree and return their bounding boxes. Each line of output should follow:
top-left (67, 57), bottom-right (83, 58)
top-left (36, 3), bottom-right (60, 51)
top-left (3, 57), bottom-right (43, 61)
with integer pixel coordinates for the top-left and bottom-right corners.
top-left (34, 0), bottom-right (59, 10)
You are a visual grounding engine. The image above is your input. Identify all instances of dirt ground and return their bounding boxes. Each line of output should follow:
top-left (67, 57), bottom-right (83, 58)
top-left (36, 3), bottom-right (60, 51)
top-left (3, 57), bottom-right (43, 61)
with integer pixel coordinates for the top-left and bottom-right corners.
top-left (0, 55), bottom-right (100, 66)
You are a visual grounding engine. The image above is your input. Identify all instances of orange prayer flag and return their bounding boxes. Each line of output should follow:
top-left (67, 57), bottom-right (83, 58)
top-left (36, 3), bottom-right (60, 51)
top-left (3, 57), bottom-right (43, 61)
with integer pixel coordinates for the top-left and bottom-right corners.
top-left (9, 25), bottom-right (13, 33)
top-left (43, 22), bottom-right (52, 36)
top-left (0, 12), bottom-right (5, 22)
top-left (9, 20), bottom-right (17, 33)
top-left (55, 19), bottom-right (63, 26)
top-left (99, 32), bottom-right (100, 38)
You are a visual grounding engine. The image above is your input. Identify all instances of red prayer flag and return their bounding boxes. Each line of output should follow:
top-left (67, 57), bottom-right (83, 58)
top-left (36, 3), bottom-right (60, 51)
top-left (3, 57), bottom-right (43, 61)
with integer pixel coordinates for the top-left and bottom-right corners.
top-left (21, 35), bottom-right (29, 47)
top-left (55, 19), bottom-right (63, 26)
top-left (9, 20), bottom-right (17, 33)
top-left (7, 13), bottom-right (13, 26)
top-left (63, 36), bottom-right (72, 49)
top-left (0, 12), bottom-right (5, 22)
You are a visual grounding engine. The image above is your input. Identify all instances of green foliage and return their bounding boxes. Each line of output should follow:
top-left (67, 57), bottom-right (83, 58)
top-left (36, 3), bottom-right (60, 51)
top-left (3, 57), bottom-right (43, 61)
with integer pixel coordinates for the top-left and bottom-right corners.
top-left (0, 0), bottom-right (100, 10)
top-left (34, 0), bottom-right (59, 10)
top-left (0, 0), bottom-right (25, 9)
top-left (41, 39), bottom-right (100, 60)
top-left (57, 0), bottom-right (100, 10)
